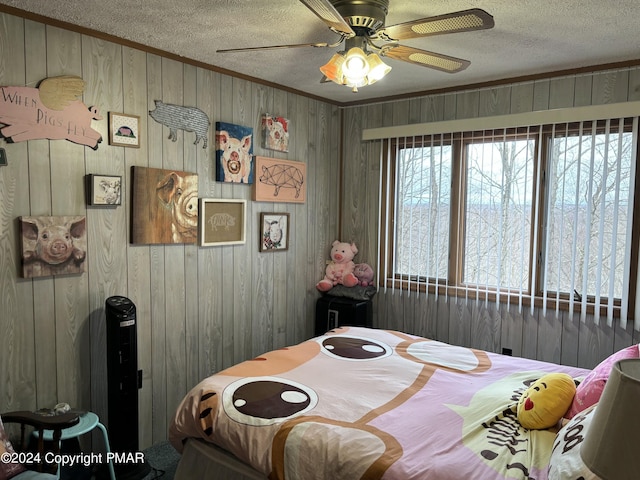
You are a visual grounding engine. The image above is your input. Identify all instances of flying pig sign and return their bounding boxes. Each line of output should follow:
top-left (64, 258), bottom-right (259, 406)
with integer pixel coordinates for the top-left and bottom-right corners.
top-left (0, 76), bottom-right (103, 149)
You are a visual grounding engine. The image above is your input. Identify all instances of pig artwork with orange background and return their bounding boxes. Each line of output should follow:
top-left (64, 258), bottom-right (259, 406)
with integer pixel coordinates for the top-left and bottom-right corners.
top-left (0, 76), bottom-right (103, 149)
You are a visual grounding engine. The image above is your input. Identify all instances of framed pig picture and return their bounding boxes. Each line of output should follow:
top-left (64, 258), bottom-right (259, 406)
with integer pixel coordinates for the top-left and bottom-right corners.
top-left (215, 122), bottom-right (254, 184)
top-left (261, 114), bottom-right (289, 152)
top-left (199, 198), bottom-right (246, 246)
top-left (260, 212), bottom-right (289, 252)
top-left (131, 166), bottom-right (198, 244)
top-left (88, 174), bottom-right (122, 206)
top-left (108, 112), bottom-right (140, 147)
top-left (19, 215), bottom-right (87, 278)
top-left (253, 156), bottom-right (306, 203)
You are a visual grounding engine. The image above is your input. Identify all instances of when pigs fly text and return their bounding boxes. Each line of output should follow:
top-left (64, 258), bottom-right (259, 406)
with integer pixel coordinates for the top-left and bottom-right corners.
top-left (1, 87), bottom-right (94, 136)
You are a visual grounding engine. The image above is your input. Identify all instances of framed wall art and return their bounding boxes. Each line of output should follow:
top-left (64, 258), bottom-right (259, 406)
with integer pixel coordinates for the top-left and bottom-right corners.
top-left (199, 198), bottom-right (246, 247)
top-left (260, 212), bottom-right (289, 252)
top-left (253, 156), bottom-right (306, 203)
top-left (261, 113), bottom-right (289, 152)
top-left (19, 215), bottom-right (87, 278)
top-left (88, 174), bottom-right (122, 206)
top-left (215, 122), bottom-right (254, 184)
top-left (108, 112), bottom-right (140, 147)
top-left (131, 166), bottom-right (198, 244)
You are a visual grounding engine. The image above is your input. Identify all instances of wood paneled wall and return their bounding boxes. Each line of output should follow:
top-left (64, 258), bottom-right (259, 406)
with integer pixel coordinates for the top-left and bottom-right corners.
top-left (341, 67), bottom-right (640, 370)
top-left (0, 12), bottom-right (340, 448)
top-left (2, 9), bottom-right (640, 451)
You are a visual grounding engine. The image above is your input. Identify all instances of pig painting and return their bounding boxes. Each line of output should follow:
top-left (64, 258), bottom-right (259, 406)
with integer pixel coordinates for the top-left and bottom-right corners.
top-left (149, 100), bottom-right (209, 149)
top-left (0, 76), bottom-right (103, 150)
top-left (131, 166), bottom-right (198, 244)
top-left (261, 114), bottom-right (289, 153)
top-left (156, 171), bottom-right (199, 243)
top-left (20, 216), bottom-right (87, 278)
top-left (215, 122), bottom-right (253, 184)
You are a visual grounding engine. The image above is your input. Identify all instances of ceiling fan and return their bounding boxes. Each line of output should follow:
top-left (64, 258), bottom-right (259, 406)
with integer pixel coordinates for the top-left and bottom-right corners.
top-left (217, 0), bottom-right (494, 91)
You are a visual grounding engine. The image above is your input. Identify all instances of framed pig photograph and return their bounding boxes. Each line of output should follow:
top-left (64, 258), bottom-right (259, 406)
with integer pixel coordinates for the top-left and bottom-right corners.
top-left (199, 198), bottom-right (246, 247)
top-left (88, 174), bottom-right (122, 206)
top-left (215, 122), bottom-right (254, 184)
top-left (19, 215), bottom-right (87, 278)
top-left (131, 166), bottom-right (198, 244)
top-left (108, 112), bottom-right (140, 147)
top-left (260, 212), bottom-right (289, 252)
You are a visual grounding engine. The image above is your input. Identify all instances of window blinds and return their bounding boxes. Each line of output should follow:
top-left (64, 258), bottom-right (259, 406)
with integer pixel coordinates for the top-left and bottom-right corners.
top-left (375, 104), bottom-right (639, 329)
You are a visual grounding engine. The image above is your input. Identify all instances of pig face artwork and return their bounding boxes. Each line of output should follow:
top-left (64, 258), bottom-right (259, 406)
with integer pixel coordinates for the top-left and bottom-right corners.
top-left (260, 213), bottom-right (289, 251)
top-left (131, 166), bottom-right (198, 244)
top-left (20, 216), bottom-right (87, 278)
top-left (156, 171), bottom-right (199, 243)
top-left (261, 114), bottom-right (289, 153)
top-left (215, 122), bottom-right (253, 184)
top-left (89, 174), bottom-right (121, 205)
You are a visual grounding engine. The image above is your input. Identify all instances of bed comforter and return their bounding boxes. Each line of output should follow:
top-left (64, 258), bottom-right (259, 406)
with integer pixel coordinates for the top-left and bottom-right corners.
top-left (169, 326), bottom-right (589, 480)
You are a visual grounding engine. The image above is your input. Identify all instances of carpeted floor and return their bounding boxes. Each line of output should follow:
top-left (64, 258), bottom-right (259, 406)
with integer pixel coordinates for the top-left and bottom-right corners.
top-left (142, 441), bottom-right (180, 480)
top-left (80, 440), bottom-right (180, 480)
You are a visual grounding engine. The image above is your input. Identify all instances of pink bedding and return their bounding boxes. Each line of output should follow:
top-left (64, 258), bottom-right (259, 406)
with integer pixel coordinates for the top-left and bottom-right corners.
top-left (169, 327), bottom-right (589, 480)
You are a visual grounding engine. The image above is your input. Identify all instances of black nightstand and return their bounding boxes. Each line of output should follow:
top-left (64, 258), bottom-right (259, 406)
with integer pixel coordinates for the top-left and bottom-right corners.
top-left (315, 295), bottom-right (372, 336)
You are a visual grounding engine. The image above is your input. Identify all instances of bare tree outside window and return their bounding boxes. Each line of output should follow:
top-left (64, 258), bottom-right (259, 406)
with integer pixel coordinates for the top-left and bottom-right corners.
top-left (395, 144), bottom-right (451, 279)
top-left (386, 118), bottom-right (637, 317)
top-left (463, 138), bottom-right (535, 291)
top-left (545, 128), bottom-right (633, 299)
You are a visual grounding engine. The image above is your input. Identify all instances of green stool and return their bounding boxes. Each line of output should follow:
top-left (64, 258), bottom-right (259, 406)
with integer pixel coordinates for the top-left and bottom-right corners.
top-left (37, 412), bottom-right (115, 480)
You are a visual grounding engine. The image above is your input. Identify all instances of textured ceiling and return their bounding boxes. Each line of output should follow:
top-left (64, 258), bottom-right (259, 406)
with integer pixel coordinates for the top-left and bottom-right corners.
top-left (2, 1), bottom-right (640, 105)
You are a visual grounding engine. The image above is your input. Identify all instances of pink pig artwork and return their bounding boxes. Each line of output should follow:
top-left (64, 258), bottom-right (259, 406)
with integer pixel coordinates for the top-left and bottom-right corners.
top-left (20, 215), bottom-right (87, 278)
top-left (0, 75), bottom-right (103, 149)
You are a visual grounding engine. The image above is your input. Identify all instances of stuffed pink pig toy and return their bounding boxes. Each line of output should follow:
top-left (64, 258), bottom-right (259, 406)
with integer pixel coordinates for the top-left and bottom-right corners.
top-left (316, 240), bottom-right (359, 292)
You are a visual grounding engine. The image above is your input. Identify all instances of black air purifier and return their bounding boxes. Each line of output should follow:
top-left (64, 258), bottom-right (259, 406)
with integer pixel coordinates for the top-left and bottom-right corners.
top-left (105, 296), bottom-right (151, 479)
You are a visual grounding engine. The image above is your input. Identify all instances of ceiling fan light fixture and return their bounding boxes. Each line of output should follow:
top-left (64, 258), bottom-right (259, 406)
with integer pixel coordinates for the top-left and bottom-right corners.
top-left (366, 53), bottom-right (392, 83)
top-left (319, 46), bottom-right (391, 92)
top-left (319, 53), bottom-right (345, 83)
top-left (342, 47), bottom-right (370, 80)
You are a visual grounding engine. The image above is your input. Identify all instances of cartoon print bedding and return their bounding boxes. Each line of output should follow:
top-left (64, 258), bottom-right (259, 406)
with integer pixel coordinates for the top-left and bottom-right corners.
top-left (169, 327), bottom-right (589, 480)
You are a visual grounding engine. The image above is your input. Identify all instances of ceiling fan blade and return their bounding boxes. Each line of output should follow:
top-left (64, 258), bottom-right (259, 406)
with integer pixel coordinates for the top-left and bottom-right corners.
top-left (382, 45), bottom-right (470, 73)
top-left (298, 0), bottom-right (355, 37)
top-left (217, 42), bottom-right (329, 53)
top-left (376, 8), bottom-right (494, 41)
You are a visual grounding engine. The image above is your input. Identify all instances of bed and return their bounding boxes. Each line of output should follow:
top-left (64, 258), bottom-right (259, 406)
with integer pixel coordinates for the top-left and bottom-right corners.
top-left (169, 326), bottom-right (594, 480)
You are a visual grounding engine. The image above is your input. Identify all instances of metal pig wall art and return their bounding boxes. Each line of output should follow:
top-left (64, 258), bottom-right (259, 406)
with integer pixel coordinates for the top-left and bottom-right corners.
top-left (20, 215), bottom-right (87, 278)
top-left (149, 100), bottom-right (210, 149)
top-left (0, 76), bottom-right (103, 149)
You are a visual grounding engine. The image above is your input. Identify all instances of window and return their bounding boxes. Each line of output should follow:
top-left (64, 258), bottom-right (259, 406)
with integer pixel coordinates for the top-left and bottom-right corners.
top-left (393, 139), bottom-right (451, 281)
top-left (382, 118), bottom-right (639, 322)
top-left (463, 133), bottom-right (535, 292)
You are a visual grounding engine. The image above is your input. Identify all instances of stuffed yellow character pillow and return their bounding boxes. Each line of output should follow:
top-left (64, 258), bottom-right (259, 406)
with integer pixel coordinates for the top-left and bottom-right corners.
top-left (517, 373), bottom-right (576, 430)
